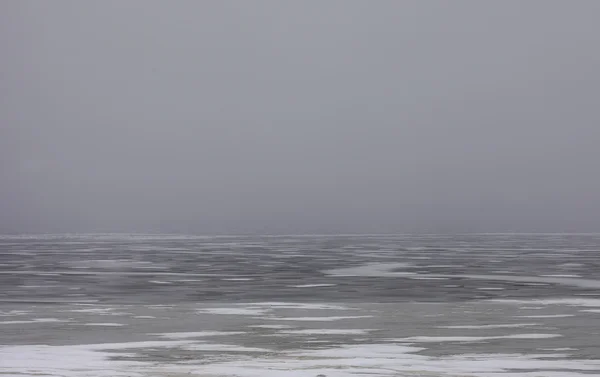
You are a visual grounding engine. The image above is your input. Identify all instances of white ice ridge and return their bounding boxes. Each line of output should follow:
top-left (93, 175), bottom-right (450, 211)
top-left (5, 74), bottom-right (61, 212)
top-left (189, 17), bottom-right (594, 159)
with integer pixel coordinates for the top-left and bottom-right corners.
top-left (0, 270), bottom-right (237, 277)
top-left (154, 331), bottom-right (246, 339)
top-left (69, 308), bottom-right (116, 313)
top-left (437, 323), bottom-right (539, 329)
top-left (181, 344), bottom-right (269, 352)
top-left (248, 324), bottom-right (293, 329)
top-left (0, 318), bottom-right (68, 325)
top-left (325, 262), bottom-right (600, 289)
top-left (196, 308), bottom-right (270, 315)
top-left (395, 333), bottom-right (562, 342)
top-left (277, 329), bottom-right (374, 335)
top-left (517, 314), bottom-right (575, 318)
top-left (490, 298), bottom-right (600, 307)
top-left (264, 315), bottom-right (373, 321)
top-left (238, 302), bottom-right (352, 310)
top-left (196, 302), bottom-right (359, 317)
top-left (0, 310), bottom-right (30, 316)
top-left (0, 341), bottom-right (194, 377)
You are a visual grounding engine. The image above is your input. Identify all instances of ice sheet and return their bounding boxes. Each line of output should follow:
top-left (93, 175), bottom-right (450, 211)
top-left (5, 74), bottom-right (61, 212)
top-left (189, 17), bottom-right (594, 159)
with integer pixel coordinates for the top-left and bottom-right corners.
top-left (438, 323), bottom-right (539, 329)
top-left (396, 333), bottom-right (562, 342)
top-left (1, 338), bottom-right (600, 377)
top-left (196, 307), bottom-right (270, 315)
top-left (277, 329), bottom-right (374, 335)
top-left (154, 331), bottom-right (246, 339)
top-left (265, 315), bottom-right (373, 321)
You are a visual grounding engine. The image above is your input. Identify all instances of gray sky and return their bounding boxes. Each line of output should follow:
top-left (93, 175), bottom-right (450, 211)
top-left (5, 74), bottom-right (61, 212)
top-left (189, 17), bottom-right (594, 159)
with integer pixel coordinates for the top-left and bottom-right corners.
top-left (2, 1), bottom-right (600, 234)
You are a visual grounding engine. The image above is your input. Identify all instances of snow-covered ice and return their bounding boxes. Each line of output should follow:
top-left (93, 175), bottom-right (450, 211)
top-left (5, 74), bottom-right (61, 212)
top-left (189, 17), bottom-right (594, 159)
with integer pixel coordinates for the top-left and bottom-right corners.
top-left (154, 331), bottom-right (246, 339)
top-left (196, 307), bottom-right (270, 315)
top-left (264, 315), bottom-right (373, 321)
top-left (396, 333), bottom-right (562, 342)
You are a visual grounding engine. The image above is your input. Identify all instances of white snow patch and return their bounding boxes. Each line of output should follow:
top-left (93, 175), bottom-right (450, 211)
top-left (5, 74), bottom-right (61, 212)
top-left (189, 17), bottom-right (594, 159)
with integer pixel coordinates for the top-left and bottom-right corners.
top-left (0, 344), bottom-right (143, 377)
top-left (222, 278), bottom-right (254, 281)
top-left (193, 343), bottom-right (600, 377)
top-left (438, 323), bottom-right (539, 329)
top-left (154, 331), bottom-right (246, 339)
top-left (81, 340), bottom-right (195, 350)
top-left (409, 276), bottom-right (448, 280)
top-left (0, 310), bottom-right (30, 316)
top-left (0, 340), bottom-right (194, 377)
top-left (182, 344), bottom-right (269, 352)
top-left (245, 302), bottom-right (351, 310)
top-left (197, 308), bottom-right (270, 316)
top-left (325, 262), bottom-right (416, 277)
top-left (542, 347), bottom-right (578, 351)
top-left (149, 280), bottom-right (173, 284)
top-left (69, 308), bottom-right (116, 314)
top-left (0, 318), bottom-right (68, 325)
top-left (278, 329), bottom-right (374, 335)
top-left (397, 333), bottom-right (562, 342)
top-left (491, 298), bottom-right (600, 307)
top-left (540, 274), bottom-right (582, 277)
top-left (518, 314), bottom-right (575, 318)
top-left (325, 262), bottom-right (600, 289)
top-left (0, 339), bottom-right (599, 377)
top-left (248, 324), bottom-right (293, 329)
top-left (265, 315), bottom-right (373, 321)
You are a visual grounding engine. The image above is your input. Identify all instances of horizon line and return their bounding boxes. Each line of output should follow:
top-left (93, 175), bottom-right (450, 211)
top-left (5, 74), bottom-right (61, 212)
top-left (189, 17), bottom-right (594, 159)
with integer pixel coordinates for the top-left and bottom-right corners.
top-left (2, 232), bottom-right (600, 237)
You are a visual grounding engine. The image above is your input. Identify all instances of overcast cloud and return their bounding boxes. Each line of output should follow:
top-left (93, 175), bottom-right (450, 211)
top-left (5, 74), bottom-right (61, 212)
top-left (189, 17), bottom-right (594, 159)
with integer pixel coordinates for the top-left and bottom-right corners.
top-left (2, 1), bottom-right (600, 234)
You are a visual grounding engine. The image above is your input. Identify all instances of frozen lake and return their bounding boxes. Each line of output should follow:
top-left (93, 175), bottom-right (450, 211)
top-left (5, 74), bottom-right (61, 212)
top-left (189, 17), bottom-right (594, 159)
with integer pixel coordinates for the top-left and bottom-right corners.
top-left (1, 234), bottom-right (600, 376)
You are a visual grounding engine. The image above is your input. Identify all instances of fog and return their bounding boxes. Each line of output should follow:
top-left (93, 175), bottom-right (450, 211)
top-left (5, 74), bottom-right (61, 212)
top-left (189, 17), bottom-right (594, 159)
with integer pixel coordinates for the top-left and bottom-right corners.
top-left (2, 1), bottom-right (600, 234)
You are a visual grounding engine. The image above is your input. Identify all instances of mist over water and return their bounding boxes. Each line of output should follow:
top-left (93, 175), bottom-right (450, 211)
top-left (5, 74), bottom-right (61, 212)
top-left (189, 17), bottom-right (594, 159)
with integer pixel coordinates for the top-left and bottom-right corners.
top-left (2, 1), bottom-right (600, 234)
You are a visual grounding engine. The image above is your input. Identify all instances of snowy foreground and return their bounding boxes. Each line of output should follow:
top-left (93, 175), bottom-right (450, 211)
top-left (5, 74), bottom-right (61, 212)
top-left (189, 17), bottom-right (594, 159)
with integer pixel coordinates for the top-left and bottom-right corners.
top-left (2, 234), bottom-right (600, 376)
top-left (2, 300), bottom-right (600, 377)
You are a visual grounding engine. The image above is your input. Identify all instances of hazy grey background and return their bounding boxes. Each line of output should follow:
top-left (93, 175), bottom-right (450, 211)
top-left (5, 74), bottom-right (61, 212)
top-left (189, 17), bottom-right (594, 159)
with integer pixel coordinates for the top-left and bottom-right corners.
top-left (2, 1), bottom-right (600, 234)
